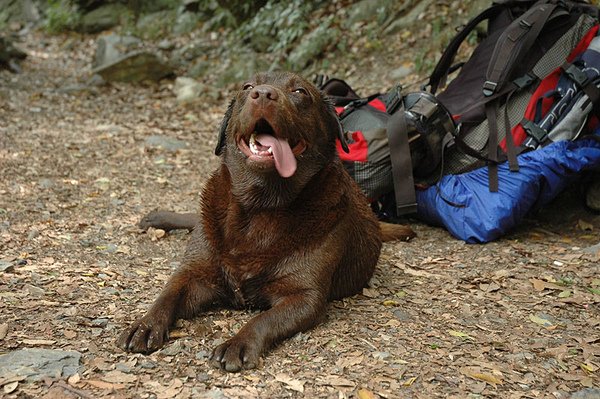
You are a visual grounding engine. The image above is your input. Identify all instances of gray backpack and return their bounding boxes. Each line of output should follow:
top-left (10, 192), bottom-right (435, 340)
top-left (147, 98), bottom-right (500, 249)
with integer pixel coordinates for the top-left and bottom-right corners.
top-left (320, 0), bottom-right (600, 217)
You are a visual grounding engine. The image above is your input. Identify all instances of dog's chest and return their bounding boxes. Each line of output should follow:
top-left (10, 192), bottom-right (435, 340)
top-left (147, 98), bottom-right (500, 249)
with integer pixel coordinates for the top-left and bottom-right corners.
top-left (219, 214), bottom-right (288, 309)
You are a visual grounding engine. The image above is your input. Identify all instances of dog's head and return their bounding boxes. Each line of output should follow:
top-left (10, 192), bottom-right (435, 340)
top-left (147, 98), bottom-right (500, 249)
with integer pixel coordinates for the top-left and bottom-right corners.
top-left (215, 72), bottom-right (348, 180)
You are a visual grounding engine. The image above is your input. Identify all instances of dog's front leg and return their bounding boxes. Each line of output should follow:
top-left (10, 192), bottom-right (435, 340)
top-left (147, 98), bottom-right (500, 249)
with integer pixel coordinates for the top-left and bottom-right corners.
top-left (116, 263), bottom-right (221, 353)
top-left (210, 290), bottom-right (327, 372)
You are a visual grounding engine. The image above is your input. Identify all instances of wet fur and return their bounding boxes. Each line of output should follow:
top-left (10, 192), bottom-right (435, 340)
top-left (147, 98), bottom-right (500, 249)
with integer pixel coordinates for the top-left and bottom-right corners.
top-left (117, 71), bottom-right (414, 372)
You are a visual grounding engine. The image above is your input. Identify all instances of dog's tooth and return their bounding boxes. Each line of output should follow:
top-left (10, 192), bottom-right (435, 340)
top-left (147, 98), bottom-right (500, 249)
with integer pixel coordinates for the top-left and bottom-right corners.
top-left (249, 134), bottom-right (258, 154)
top-left (267, 147), bottom-right (273, 154)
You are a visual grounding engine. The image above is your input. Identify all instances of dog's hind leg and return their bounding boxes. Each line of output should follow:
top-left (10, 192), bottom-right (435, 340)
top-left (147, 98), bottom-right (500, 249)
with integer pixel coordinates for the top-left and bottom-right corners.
top-left (138, 210), bottom-right (200, 232)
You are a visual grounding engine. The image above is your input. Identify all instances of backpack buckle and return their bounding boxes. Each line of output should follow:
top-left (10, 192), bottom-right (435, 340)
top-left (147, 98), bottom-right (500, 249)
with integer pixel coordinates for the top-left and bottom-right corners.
top-left (519, 19), bottom-right (532, 29)
top-left (522, 119), bottom-right (547, 144)
top-left (483, 81), bottom-right (497, 97)
top-left (513, 73), bottom-right (537, 89)
top-left (384, 84), bottom-right (404, 114)
top-left (563, 63), bottom-right (588, 87)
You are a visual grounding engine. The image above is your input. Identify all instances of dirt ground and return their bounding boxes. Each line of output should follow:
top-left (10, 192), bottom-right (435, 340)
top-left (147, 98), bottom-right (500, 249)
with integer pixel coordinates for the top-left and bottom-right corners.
top-left (1, 31), bottom-right (599, 399)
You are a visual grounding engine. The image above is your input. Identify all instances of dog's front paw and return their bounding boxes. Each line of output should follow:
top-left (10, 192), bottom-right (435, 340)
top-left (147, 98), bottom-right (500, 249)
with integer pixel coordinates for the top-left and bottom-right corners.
top-left (210, 336), bottom-right (262, 372)
top-left (116, 316), bottom-right (170, 354)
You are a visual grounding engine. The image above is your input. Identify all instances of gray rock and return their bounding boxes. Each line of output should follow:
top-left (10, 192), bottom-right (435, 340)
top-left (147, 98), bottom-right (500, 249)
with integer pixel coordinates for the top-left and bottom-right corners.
top-left (0, 36), bottom-right (27, 73)
top-left (115, 363), bottom-right (132, 373)
top-left (140, 360), bottom-right (157, 369)
top-left (372, 351), bottom-right (392, 360)
top-left (585, 174), bottom-right (600, 212)
top-left (0, 0), bottom-right (40, 26)
top-left (174, 76), bottom-right (204, 104)
top-left (92, 50), bottom-right (173, 83)
top-left (187, 58), bottom-right (210, 79)
top-left (93, 34), bottom-right (142, 69)
top-left (172, 39), bottom-right (212, 65)
top-left (216, 50), bottom-right (268, 87)
top-left (79, 3), bottom-right (129, 34)
top-left (27, 229), bottom-right (39, 240)
top-left (0, 349), bottom-right (81, 382)
top-left (135, 10), bottom-right (175, 39)
top-left (571, 388), bottom-right (600, 399)
top-left (390, 65), bottom-right (414, 81)
top-left (24, 283), bottom-right (45, 297)
top-left (204, 389), bottom-right (227, 399)
top-left (145, 135), bottom-right (187, 152)
top-left (159, 340), bottom-right (185, 356)
top-left (0, 260), bottom-right (14, 273)
top-left (87, 73), bottom-right (106, 86)
top-left (173, 11), bottom-right (200, 35)
top-left (21, 0), bottom-right (40, 23)
top-left (393, 309), bottom-right (411, 321)
top-left (582, 242), bottom-right (600, 255)
top-left (38, 178), bottom-right (54, 189)
top-left (157, 39), bottom-right (175, 51)
top-left (91, 318), bottom-right (109, 327)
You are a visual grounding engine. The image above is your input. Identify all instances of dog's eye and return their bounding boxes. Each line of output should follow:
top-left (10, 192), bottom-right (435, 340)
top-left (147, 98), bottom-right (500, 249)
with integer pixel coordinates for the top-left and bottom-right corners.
top-left (243, 83), bottom-right (254, 90)
top-left (293, 88), bottom-right (308, 95)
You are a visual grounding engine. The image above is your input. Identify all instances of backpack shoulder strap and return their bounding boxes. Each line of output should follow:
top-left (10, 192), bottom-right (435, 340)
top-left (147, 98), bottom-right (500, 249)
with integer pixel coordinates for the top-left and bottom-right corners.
top-left (483, 1), bottom-right (568, 96)
top-left (427, 3), bottom-right (507, 94)
top-left (315, 76), bottom-right (361, 106)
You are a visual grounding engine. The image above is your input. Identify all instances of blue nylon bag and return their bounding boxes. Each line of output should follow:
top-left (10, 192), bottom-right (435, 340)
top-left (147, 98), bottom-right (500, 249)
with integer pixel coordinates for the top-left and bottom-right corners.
top-left (416, 131), bottom-right (600, 243)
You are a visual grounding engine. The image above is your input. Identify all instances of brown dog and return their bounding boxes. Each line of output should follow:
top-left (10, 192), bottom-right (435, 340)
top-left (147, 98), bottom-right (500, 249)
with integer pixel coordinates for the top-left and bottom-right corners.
top-left (117, 72), bottom-right (414, 372)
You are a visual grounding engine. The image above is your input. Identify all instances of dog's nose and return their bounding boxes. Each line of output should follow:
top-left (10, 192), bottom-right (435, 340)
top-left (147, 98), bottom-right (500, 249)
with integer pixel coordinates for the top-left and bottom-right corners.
top-left (250, 85), bottom-right (279, 102)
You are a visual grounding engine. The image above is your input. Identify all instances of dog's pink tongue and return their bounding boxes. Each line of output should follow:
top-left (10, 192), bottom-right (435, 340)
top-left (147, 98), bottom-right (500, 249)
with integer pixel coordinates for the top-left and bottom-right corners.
top-left (256, 134), bottom-right (296, 177)
top-left (256, 134), bottom-right (297, 178)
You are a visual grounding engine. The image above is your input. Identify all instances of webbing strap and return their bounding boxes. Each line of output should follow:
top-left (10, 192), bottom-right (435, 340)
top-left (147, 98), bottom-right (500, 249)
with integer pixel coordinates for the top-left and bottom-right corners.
top-left (485, 102), bottom-right (500, 192)
top-left (501, 89), bottom-right (521, 172)
top-left (387, 103), bottom-right (417, 215)
top-left (484, 2), bottom-right (560, 96)
top-left (427, 3), bottom-right (506, 94)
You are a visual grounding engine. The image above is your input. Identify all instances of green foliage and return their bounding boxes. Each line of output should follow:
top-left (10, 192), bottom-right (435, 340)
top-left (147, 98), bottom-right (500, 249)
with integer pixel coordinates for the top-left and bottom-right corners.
top-left (215, 0), bottom-right (268, 24)
top-left (44, 0), bottom-right (81, 33)
top-left (134, 10), bottom-right (176, 40)
top-left (0, 9), bottom-right (8, 32)
top-left (234, 0), bottom-right (316, 53)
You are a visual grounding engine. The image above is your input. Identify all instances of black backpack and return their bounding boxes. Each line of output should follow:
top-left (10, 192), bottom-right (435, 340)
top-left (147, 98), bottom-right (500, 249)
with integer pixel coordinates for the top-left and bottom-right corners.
top-left (319, 0), bottom-right (600, 218)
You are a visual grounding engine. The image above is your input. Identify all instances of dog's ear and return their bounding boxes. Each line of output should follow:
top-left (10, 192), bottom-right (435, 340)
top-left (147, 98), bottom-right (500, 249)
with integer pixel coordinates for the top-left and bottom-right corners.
top-left (215, 99), bottom-right (235, 156)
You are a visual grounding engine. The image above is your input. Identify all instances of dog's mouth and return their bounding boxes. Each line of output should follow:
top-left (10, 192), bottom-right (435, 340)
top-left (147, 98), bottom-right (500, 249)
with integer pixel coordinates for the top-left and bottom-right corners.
top-left (237, 118), bottom-right (307, 178)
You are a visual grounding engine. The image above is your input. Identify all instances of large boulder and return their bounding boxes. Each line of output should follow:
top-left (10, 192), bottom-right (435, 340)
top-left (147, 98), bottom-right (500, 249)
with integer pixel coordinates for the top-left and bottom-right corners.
top-left (92, 51), bottom-right (173, 83)
top-left (135, 10), bottom-right (175, 39)
top-left (92, 34), bottom-right (142, 69)
top-left (0, 0), bottom-right (40, 27)
top-left (92, 34), bottom-right (173, 83)
top-left (78, 3), bottom-right (129, 33)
